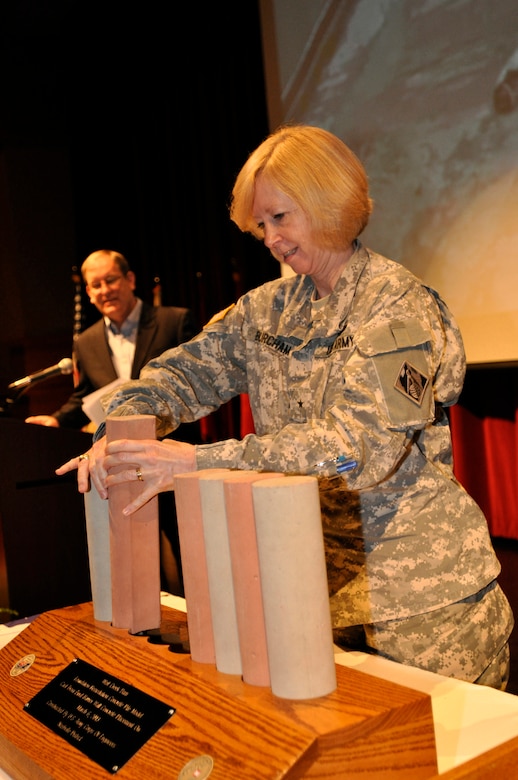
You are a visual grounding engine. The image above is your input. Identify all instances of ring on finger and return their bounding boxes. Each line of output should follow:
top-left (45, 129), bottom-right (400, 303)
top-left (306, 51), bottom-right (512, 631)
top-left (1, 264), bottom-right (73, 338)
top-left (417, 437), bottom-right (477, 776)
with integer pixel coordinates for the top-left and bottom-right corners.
top-left (136, 468), bottom-right (144, 482)
top-left (78, 453), bottom-right (90, 462)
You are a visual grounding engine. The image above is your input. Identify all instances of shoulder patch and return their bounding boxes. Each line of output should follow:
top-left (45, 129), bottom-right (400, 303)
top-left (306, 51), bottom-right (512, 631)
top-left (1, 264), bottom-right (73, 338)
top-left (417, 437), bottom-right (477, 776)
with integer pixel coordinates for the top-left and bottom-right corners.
top-left (394, 361), bottom-right (430, 406)
top-left (204, 303), bottom-right (235, 327)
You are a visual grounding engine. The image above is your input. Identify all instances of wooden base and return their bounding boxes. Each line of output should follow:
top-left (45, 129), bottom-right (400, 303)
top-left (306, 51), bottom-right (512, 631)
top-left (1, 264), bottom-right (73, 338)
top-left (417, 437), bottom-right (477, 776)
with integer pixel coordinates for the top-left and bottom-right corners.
top-left (0, 603), bottom-right (438, 779)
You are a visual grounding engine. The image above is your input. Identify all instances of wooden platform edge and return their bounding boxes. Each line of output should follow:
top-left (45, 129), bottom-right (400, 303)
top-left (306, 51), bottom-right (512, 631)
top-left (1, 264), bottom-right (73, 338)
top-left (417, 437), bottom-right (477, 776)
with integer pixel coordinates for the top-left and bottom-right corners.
top-left (0, 602), bottom-right (439, 779)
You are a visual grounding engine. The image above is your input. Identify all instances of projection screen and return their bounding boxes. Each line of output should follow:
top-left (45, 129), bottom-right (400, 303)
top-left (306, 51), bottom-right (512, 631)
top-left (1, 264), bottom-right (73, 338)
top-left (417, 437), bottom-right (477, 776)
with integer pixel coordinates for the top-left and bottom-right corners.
top-left (260, 0), bottom-right (518, 365)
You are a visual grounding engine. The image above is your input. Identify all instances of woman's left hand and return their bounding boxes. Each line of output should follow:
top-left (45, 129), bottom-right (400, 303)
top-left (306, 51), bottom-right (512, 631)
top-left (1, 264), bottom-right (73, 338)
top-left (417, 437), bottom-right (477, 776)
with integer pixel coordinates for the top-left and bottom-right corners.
top-left (103, 438), bottom-right (197, 515)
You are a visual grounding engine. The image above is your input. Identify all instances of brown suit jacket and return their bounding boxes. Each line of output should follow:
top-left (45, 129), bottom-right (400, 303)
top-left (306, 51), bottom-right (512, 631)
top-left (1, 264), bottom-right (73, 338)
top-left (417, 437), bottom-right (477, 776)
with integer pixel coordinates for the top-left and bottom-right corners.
top-left (53, 301), bottom-right (196, 429)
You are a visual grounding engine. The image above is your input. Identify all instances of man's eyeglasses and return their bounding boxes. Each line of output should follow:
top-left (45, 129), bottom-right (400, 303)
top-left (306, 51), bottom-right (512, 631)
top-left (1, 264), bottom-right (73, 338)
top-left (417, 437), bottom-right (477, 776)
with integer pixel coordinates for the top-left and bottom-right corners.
top-left (88, 275), bottom-right (124, 291)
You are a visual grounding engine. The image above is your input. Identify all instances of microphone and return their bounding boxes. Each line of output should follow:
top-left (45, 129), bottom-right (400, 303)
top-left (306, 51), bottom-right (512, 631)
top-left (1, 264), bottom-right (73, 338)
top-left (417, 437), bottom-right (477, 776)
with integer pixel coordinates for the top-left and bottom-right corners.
top-left (7, 357), bottom-right (74, 392)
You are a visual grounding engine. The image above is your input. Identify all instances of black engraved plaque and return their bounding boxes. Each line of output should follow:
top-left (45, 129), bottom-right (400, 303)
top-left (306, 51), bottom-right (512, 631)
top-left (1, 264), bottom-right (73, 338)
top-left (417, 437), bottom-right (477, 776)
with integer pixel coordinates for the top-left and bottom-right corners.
top-left (24, 658), bottom-right (175, 773)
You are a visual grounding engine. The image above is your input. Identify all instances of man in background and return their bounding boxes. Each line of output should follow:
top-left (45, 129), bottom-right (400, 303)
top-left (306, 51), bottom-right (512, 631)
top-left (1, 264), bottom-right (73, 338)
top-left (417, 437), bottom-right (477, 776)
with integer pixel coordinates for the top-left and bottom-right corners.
top-left (26, 249), bottom-right (198, 594)
top-left (26, 249), bottom-right (196, 430)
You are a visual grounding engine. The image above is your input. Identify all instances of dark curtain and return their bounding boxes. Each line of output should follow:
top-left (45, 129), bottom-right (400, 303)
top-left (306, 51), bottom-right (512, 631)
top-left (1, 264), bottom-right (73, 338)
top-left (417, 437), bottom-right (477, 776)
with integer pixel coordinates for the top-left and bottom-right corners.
top-left (65, 2), bottom-right (276, 325)
top-left (0, 2), bottom-right (277, 437)
top-left (450, 366), bottom-right (518, 539)
top-left (66, 3), bottom-right (276, 441)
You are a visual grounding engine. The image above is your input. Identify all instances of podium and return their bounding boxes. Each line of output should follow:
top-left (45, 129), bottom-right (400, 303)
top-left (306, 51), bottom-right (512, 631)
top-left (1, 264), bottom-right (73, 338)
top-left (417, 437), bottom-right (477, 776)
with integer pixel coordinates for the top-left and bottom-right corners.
top-left (0, 419), bottom-right (92, 618)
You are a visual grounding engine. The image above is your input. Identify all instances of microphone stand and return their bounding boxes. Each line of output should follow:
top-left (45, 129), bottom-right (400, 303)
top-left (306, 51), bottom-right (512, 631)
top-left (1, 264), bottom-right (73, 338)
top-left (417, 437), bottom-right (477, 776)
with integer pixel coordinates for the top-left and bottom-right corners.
top-left (0, 383), bottom-right (30, 416)
top-left (2, 357), bottom-right (74, 419)
top-left (0, 394), bottom-right (14, 416)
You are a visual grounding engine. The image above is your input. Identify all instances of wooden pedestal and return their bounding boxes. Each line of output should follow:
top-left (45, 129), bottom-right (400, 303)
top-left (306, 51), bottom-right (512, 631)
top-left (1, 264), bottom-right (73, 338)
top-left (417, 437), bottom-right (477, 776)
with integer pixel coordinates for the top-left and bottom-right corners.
top-left (0, 602), bottom-right (438, 779)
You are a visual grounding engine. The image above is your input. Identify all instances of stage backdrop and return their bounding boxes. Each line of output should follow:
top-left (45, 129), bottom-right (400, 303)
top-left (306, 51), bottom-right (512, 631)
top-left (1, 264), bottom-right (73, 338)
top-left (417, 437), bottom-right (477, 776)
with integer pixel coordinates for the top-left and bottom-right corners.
top-left (260, 0), bottom-right (518, 367)
top-left (258, 0), bottom-right (518, 537)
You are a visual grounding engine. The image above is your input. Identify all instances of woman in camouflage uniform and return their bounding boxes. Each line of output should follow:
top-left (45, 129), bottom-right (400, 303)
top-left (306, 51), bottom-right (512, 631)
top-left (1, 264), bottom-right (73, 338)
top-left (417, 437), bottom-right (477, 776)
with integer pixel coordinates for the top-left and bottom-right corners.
top-left (59, 125), bottom-right (513, 689)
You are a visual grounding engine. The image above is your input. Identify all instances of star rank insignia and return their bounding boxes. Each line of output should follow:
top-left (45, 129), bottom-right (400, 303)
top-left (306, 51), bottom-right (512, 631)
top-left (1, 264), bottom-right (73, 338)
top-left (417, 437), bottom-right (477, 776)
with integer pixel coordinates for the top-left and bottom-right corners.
top-left (394, 361), bottom-right (429, 406)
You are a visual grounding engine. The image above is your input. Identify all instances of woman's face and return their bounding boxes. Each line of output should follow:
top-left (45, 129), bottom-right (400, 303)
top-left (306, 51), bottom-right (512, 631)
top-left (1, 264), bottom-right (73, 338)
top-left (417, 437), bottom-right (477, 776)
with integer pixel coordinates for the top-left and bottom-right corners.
top-left (252, 176), bottom-right (326, 277)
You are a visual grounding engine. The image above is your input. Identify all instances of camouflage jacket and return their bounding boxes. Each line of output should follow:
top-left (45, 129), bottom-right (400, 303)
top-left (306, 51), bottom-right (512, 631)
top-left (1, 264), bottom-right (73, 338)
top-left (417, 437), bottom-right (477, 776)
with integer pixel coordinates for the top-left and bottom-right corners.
top-left (101, 243), bottom-right (500, 625)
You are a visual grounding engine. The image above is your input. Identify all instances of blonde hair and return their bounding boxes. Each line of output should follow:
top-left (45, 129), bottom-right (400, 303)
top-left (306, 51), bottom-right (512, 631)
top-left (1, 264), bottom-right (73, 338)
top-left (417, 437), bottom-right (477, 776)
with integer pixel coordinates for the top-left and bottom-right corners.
top-left (230, 125), bottom-right (373, 250)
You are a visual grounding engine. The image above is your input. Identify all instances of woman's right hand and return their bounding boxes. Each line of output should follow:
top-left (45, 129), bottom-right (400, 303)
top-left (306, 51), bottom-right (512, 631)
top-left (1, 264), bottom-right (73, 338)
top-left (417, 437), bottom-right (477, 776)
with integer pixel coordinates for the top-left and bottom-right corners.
top-left (55, 436), bottom-right (109, 498)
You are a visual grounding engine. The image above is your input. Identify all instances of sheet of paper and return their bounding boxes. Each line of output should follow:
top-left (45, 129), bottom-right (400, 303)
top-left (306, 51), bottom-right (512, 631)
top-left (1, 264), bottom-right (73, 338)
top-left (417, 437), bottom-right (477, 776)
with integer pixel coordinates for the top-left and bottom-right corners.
top-left (81, 378), bottom-right (126, 426)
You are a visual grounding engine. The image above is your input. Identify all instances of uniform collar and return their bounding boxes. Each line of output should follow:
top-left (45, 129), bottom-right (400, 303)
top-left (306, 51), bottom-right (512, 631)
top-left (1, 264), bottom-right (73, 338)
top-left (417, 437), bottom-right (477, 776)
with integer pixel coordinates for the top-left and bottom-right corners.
top-left (284, 241), bottom-right (370, 338)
